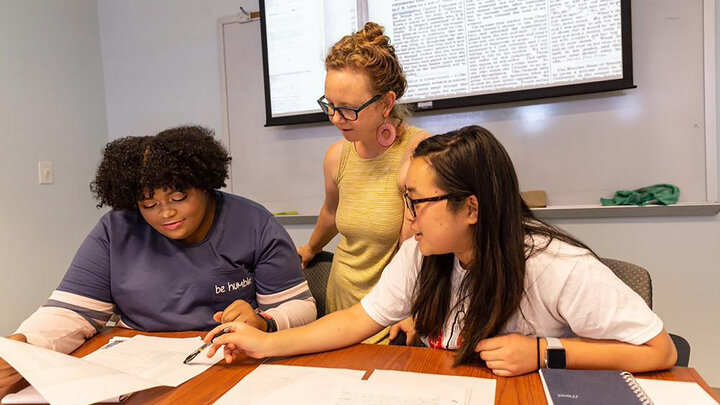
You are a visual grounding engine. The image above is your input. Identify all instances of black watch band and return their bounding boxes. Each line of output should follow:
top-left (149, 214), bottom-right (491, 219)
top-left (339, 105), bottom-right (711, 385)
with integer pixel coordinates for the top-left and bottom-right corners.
top-left (257, 311), bottom-right (278, 333)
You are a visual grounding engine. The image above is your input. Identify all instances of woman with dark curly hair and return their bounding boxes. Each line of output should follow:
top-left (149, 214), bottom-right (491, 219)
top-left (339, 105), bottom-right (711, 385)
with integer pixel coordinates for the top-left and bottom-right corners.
top-left (0, 125), bottom-right (316, 389)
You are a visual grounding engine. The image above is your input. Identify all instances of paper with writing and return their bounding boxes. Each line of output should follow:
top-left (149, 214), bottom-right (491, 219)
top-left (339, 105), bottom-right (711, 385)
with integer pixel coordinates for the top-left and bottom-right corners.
top-left (0, 335), bottom-right (224, 405)
top-left (368, 369), bottom-right (496, 405)
top-left (213, 364), bottom-right (366, 405)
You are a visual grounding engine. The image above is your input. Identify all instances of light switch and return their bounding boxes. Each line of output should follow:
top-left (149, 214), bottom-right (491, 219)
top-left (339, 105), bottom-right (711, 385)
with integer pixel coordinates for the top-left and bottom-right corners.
top-left (38, 161), bottom-right (54, 184)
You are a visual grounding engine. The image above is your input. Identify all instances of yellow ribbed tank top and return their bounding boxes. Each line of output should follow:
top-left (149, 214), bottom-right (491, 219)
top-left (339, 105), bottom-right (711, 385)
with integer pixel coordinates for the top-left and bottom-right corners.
top-left (327, 126), bottom-right (421, 344)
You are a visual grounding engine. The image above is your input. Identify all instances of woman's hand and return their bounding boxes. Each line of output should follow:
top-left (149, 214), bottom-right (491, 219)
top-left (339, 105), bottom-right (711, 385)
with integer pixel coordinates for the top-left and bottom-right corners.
top-left (203, 322), bottom-right (272, 363)
top-left (389, 317), bottom-right (416, 345)
top-left (0, 334), bottom-right (27, 393)
top-left (214, 300), bottom-right (266, 331)
top-left (296, 245), bottom-right (318, 270)
top-left (475, 333), bottom-right (538, 377)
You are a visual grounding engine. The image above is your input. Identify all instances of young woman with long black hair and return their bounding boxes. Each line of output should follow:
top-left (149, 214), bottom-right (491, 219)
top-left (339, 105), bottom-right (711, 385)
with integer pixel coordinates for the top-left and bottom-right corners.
top-left (203, 125), bottom-right (676, 376)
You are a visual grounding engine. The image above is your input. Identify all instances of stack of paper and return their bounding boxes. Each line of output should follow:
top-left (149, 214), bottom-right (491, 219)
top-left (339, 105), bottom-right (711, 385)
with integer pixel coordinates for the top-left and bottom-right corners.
top-left (0, 335), bottom-right (224, 405)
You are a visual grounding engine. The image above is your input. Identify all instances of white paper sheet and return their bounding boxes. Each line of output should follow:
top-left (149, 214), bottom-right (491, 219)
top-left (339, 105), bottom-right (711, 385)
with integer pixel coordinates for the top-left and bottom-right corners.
top-left (213, 364), bottom-right (366, 405)
top-left (636, 378), bottom-right (719, 405)
top-left (215, 364), bottom-right (496, 405)
top-left (0, 335), bottom-right (224, 405)
top-left (0, 338), bottom-right (157, 405)
top-left (321, 379), bottom-right (468, 405)
top-left (82, 335), bottom-right (223, 387)
top-left (368, 369), bottom-right (496, 405)
top-left (1, 386), bottom-right (128, 404)
top-left (251, 378), bottom-right (469, 405)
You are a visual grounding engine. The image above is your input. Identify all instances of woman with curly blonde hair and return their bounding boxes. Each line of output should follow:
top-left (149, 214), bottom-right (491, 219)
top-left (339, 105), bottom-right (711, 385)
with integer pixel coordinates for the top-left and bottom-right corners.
top-left (296, 23), bottom-right (429, 343)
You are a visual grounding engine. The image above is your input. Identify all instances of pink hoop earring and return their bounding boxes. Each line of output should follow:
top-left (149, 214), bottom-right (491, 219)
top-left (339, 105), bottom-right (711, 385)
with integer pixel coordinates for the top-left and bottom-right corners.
top-left (376, 121), bottom-right (396, 147)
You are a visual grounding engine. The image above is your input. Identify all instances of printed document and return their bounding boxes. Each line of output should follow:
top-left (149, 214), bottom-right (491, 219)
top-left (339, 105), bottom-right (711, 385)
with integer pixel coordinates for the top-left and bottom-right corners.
top-left (368, 369), bottom-right (496, 405)
top-left (214, 364), bottom-right (366, 405)
top-left (215, 364), bottom-right (496, 405)
top-left (0, 335), bottom-right (223, 405)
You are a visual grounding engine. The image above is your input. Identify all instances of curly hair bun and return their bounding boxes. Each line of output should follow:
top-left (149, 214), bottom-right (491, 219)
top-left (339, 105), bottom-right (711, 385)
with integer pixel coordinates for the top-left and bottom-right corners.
top-left (90, 125), bottom-right (231, 211)
top-left (357, 22), bottom-right (388, 47)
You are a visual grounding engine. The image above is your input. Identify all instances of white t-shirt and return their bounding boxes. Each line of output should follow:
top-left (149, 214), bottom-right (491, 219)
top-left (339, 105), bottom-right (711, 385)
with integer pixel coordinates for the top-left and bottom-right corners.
top-left (361, 237), bottom-right (663, 350)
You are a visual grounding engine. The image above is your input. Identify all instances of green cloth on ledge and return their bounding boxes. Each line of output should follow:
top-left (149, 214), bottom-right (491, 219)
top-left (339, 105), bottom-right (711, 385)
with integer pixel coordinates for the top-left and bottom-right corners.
top-left (600, 184), bottom-right (680, 206)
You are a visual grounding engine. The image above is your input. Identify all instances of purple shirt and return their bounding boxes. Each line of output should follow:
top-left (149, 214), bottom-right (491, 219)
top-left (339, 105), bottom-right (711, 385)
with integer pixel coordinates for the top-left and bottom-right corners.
top-left (55, 191), bottom-right (309, 331)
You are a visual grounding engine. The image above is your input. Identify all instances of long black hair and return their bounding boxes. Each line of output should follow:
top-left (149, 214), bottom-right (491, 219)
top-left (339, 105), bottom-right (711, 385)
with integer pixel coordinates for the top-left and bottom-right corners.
top-left (410, 125), bottom-right (595, 365)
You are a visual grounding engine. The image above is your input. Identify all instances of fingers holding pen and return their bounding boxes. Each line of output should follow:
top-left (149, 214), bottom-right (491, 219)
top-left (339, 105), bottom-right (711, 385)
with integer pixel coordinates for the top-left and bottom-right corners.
top-left (201, 322), bottom-right (235, 361)
top-left (203, 322), bottom-right (271, 361)
top-left (203, 323), bottom-right (233, 344)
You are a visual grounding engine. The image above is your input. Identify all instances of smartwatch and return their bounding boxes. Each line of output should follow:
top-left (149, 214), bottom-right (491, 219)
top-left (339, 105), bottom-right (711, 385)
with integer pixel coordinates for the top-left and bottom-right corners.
top-left (544, 337), bottom-right (566, 369)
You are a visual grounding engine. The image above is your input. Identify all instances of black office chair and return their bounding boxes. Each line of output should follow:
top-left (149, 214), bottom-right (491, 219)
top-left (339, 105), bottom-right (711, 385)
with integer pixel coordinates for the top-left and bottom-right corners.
top-left (600, 257), bottom-right (690, 367)
top-left (303, 251), bottom-right (334, 318)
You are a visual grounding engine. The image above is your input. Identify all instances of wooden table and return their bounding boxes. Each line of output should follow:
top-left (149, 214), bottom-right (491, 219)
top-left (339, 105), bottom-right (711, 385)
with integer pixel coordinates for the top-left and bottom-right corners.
top-left (6, 329), bottom-right (720, 404)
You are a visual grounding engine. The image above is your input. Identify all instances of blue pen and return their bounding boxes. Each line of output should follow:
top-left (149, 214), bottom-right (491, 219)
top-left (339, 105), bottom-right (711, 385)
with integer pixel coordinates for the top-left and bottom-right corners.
top-left (183, 326), bottom-right (231, 364)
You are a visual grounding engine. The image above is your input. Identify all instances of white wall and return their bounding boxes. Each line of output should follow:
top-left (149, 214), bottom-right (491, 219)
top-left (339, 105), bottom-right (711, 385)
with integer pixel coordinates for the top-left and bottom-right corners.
top-left (96, 0), bottom-right (342, 296)
top-left (96, 0), bottom-right (720, 386)
top-left (97, 0), bottom-right (253, 141)
top-left (0, 1), bottom-right (108, 335)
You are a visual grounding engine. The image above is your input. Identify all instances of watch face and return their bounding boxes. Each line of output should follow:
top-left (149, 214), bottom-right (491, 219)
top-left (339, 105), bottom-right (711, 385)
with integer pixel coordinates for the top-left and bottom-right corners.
top-left (547, 348), bottom-right (566, 369)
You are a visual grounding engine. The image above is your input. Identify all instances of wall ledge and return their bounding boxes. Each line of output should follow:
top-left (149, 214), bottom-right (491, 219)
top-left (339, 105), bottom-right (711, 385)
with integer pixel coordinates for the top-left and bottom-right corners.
top-left (533, 202), bottom-right (720, 219)
top-left (275, 202), bottom-right (720, 225)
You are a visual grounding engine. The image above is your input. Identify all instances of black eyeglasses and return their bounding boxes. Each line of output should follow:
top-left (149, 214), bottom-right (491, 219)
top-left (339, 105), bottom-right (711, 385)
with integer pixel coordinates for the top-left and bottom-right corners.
top-left (317, 94), bottom-right (381, 121)
top-left (403, 193), bottom-right (453, 218)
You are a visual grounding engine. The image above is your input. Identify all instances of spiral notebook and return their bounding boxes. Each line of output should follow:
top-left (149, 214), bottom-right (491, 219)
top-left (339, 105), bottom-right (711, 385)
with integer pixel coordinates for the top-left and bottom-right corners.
top-left (539, 369), bottom-right (654, 405)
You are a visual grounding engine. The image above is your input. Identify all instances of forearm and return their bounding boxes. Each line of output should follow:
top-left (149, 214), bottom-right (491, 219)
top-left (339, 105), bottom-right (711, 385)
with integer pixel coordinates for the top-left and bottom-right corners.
top-left (264, 297), bottom-right (317, 330)
top-left (16, 307), bottom-right (97, 354)
top-left (542, 331), bottom-right (676, 372)
top-left (306, 206), bottom-right (338, 252)
top-left (265, 304), bottom-right (383, 357)
top-left (14, 290), bottom-right (114, 353)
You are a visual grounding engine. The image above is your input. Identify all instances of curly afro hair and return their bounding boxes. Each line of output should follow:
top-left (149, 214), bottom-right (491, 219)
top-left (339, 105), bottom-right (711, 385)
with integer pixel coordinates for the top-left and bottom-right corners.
top-left (90, 125), bottom-right (231, 210)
